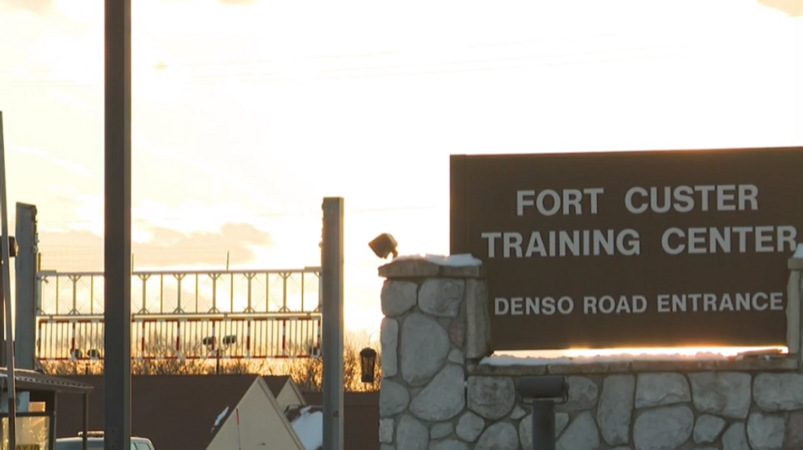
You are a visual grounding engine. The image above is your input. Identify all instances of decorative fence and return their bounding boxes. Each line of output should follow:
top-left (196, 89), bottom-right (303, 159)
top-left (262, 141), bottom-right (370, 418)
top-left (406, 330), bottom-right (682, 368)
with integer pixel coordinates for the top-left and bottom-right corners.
top-left (35, 268), bottom-right (322, 362)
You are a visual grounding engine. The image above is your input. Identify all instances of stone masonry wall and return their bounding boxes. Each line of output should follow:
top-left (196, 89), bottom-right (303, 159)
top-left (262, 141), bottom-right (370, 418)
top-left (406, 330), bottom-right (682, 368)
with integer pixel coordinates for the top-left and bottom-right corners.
top-left (379, 256), bottom-right (803, 450)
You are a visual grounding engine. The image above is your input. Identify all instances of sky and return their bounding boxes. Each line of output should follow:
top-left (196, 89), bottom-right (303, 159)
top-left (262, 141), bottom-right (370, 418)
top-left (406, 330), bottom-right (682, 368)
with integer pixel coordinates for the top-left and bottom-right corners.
top-left (0, 0), bottom-right (802, 343)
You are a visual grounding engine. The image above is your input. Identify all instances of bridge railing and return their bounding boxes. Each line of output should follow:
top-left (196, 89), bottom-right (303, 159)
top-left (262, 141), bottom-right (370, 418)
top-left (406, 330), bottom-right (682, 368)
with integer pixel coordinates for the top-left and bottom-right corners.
top-left (35, 268), bottom-right (322, 361)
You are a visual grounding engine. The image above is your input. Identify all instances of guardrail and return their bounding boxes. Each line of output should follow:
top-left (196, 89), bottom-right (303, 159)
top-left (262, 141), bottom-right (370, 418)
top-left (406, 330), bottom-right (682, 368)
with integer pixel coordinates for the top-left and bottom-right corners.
top-left (35, 268), bottom-right (322, 361)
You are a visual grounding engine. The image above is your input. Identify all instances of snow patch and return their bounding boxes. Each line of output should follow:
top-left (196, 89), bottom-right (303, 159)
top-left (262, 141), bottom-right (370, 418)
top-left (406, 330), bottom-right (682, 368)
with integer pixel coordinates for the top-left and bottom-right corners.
top-left (291, 406), bottom-right (323, 450)
top-left (482, 355), bottom-right (571, 366)
top-left (482, 346), bottom-right (787, 366)
top-left (212, 406), bottom-right (229, 431)
top-left (397, 253), bottom-right (482, 267)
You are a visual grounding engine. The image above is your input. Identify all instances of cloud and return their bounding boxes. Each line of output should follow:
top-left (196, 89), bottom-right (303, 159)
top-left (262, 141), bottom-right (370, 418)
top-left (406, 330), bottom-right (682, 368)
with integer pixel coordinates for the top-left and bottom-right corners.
top-left (4, 0), bottom-right (53, 14)
top-left (758, 0), bottom-right (803, 16)
top-left (38, 223), bottom-right (274, 271)
top-left (135, 223), bottom-right (273, 267)
top-left (15, 146), bottom-right (93, 178)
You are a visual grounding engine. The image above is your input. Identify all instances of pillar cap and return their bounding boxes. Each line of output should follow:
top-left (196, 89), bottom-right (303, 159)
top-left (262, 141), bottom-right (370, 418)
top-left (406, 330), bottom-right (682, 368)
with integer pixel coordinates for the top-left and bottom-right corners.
top-left (378, 254), bottom-right (484, 279)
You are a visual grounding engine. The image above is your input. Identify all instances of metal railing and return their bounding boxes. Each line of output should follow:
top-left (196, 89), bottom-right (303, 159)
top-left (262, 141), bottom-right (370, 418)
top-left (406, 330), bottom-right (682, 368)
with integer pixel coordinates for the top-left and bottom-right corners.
top-left (35, 268), bottom-right (322, 361)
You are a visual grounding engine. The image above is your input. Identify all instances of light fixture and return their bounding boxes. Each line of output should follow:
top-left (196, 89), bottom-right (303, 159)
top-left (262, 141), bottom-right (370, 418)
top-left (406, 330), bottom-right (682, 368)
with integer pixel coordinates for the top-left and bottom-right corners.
top-left (87, 349), bottom-right (101, 361)
top-left (369, 233), bottom-right (398, 259)
top-left (359, 347), bottom-right (377, 383)
top-left (202, 336), bottom-right (217, 351)
top-left (222, 335), bottom-right (237, 347)
top-left (69, 348), bottom-right (83, 361)
top-left (6, 236), bottom-right (18, 258)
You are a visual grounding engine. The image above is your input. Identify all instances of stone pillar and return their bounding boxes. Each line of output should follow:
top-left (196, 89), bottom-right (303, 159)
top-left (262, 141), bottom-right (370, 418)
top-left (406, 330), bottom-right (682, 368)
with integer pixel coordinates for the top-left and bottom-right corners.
top-left (378, 256), bottom-right (489, 450)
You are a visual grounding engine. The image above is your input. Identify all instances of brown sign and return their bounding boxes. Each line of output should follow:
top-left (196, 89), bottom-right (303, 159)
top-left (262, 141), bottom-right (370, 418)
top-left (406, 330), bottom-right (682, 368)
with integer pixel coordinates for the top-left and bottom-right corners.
top-left (450, 148), bottom-right (803, 350)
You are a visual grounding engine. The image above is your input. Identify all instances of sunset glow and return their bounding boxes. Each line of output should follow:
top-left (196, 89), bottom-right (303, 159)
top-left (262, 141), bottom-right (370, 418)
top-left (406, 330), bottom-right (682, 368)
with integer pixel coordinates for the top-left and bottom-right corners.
top-left (1, 0), bottom-right (801, 345)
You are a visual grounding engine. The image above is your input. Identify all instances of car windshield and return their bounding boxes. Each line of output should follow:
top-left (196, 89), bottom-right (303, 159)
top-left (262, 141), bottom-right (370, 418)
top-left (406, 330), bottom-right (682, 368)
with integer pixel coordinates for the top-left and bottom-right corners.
top-left (55, 442), bottom-right (105, 450)
top-left (55, 440), bottom-right (148, 450)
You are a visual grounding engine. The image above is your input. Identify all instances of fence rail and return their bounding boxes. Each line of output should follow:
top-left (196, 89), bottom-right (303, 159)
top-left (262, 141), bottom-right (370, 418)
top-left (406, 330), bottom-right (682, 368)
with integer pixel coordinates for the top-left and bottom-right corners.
top-left (35, 268), bottom-right (322, 362)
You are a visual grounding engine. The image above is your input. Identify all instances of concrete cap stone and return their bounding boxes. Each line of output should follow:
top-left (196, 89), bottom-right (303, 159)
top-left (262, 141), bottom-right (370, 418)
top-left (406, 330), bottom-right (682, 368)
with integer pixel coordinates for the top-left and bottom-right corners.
top-left (379, 254), bottom-right (484, 279)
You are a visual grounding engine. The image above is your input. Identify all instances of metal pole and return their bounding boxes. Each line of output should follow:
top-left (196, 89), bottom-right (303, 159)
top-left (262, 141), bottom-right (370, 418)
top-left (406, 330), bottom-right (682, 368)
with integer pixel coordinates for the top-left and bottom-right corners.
top-left (322, 197), bottom-right (344, 450)
top-left (104, 0), bottom-right (131, 448)
top-left (15, 203), bottom-right (38, 370)
top-left (83, 393), bottom-right (89, 450)
top-left (0, 272), bottom-right (4, 366)
top-left (531, 401), bottom-right (556, 450)
top-left (0, 111), bottom-right (18, 450)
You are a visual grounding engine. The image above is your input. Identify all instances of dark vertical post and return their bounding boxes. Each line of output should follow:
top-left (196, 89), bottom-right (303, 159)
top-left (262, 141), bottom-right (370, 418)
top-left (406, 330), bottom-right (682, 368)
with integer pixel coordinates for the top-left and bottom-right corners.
top-left (83, 393), bottom-right (90, 450)
top-left (0, 111), bottom-right (18, 450)
top-left (0, 115), bottom-right (4, 369)
top-left (15, 203), bottom-right (38, 370)
top-left (0, 269), bottom-right (4, 366)
top-left (531, 401), bottom-right (556, 450)
top-left (322, 197), bottom-right (344, 450)
top-left (104, 0), bottom-right (131, 449)
top-left (50, 394), bottom-right (58, 449)
top-left (516, 376), bottom-right (566, 450)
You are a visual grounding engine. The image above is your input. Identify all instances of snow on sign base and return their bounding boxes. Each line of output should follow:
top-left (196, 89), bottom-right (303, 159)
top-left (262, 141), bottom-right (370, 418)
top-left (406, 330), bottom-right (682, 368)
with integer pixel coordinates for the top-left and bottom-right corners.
top-left (450, 148), bottom-right (803, 350)
top-left (395, 253), bottom-right (482, 267)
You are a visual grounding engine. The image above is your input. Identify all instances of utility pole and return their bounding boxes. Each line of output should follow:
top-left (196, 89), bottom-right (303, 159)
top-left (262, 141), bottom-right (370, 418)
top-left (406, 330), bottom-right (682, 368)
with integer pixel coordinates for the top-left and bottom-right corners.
top-left (322, 197), bottom-right (344, 450)
top-left (0, 111), bottom-right (18, 450)
top-left (104, 0), bottom-right (132, 449)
